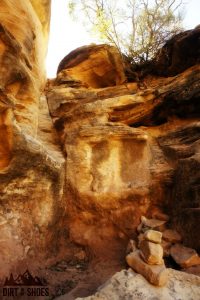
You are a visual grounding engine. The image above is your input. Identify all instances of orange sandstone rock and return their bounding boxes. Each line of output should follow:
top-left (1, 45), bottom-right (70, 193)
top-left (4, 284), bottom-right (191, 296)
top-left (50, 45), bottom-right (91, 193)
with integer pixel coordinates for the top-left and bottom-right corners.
top-left (170, 244), bottom-right (200, 268)
top-left (126, 250), bottom-right (168, 286)
top-left (57, 44), bottom-right (126, 88)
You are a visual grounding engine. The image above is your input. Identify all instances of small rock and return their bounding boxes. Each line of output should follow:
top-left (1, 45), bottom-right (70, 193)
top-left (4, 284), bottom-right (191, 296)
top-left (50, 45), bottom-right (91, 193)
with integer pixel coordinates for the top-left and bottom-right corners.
top-left (163, 229), bottom-right (182, 243)
top-left (144, 230), bottom-right (162, 244)
top-left (126, 239), bottom-right (137, 254)
top-left (141, 216), bottom-right (166, 231)
top-left (182, 265), bottom-right (200, 277)
top-left (161, 240), bottom-right (172, 257)
top-left (170, 244), bottom-right (200, 268)
top-left (126, 250), bottom-right (168, 286)
top-left (140, 240), bottom-right (163, 265)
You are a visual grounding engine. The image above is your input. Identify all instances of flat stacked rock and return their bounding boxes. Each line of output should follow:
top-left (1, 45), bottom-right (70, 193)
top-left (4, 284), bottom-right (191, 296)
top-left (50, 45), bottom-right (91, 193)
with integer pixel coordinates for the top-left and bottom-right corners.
top-left (137, 216), bottom-right (167, 235)
top-left (144, 229), bottom-right (162, 244)
top-left (126, 218), bottom-right (168, 286)
top-left (126, 250), bottom-right (168, 286)
top-left (126, 214), bottom-right (200, 284)
top-left (140, 238), bottom-right (163, 265)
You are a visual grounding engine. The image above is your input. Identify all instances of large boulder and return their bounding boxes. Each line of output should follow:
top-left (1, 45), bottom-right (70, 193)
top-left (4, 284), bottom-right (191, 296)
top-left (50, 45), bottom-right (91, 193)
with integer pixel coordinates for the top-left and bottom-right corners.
top-left (57, 44), bottom-right (126, 88)
top-left (75, 269), bottom-right (200, 300)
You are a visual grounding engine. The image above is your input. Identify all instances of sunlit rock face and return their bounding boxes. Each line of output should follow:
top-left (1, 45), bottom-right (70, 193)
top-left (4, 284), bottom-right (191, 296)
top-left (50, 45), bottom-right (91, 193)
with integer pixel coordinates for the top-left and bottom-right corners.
top-left (0, 0), bottom-right (49, 137)
top-left (47, 27), bottom-right (200, 258)
top-left (0, 0), bottom-right (65, 276)
top-left (47, 83), bottom-right (171, 257)
top-left (0, 0), bottom-right (200, 289)
top-left (30, 0), bottom-right (51, 45)
top-left (57, 44), bottom-right (126, 88)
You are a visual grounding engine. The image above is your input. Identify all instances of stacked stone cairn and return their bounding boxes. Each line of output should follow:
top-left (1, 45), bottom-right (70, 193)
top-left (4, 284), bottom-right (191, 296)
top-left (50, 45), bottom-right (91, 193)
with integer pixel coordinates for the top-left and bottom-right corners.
top-left (126, 214), bottom-right (200, 286)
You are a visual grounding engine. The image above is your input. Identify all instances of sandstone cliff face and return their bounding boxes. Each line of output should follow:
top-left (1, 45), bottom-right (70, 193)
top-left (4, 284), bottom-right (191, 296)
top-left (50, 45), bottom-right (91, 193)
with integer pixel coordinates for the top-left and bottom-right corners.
top-left (0, 2), bottom-right (200, 298)
top-left (47, 30), bottom-right (200, 259)
top-left (0, 0), bottom-right (49, 136)
top-left (0, 0), bottom-right (65, 276)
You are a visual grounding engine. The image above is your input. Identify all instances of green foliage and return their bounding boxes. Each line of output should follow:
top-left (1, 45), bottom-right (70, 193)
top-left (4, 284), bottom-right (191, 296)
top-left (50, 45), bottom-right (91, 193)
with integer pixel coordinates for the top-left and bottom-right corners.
top-left (68, 0), bottom-right (184, 64)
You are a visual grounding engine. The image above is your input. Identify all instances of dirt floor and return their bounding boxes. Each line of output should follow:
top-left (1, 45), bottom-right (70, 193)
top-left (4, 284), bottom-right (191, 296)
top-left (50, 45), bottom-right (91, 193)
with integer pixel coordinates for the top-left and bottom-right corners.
top-left (35, 226), bottom-right (128, 299)
top-left (42, 257), bottom-right (123, 299)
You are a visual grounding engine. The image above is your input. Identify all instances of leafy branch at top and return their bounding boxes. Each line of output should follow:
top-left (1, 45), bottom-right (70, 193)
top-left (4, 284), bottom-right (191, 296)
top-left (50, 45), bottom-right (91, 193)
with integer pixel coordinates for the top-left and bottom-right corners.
top-left (68, 0), bottom-right (185, 65)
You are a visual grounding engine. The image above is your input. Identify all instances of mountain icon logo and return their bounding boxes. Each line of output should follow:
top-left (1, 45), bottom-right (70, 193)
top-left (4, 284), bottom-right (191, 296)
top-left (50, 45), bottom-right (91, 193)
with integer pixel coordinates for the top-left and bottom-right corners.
top-left (3, 270), bottom-right (47, 286)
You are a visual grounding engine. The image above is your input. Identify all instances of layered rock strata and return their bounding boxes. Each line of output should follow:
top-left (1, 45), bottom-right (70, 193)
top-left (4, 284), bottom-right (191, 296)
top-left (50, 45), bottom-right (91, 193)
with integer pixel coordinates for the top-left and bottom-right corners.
top-left (47, 29), bottom-right (200, 258)
top-left (0, 0), bottom-right (66, 276)
top-left (0, 2), bottom-right (200, 298)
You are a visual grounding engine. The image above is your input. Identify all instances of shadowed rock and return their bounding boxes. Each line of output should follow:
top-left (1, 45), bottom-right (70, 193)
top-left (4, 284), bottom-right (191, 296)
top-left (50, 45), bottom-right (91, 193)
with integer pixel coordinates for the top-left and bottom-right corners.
top-left (154, 25), bottom-right (200, 76)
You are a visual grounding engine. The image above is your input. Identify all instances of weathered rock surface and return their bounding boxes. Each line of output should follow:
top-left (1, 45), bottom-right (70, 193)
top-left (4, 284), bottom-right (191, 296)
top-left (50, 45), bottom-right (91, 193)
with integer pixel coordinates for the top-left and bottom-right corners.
top-left (57, 44), bottom-right (126, 88)
top-left (75, 268), bottom-right (200, 300)
top-left (0, 0), bottom-right (51, 137)
top-left (0, 0), bottom-right (66, 277)
top-left (30, 0), bottom-right (51, 44)
top-left (46, 28), bottom-right (200, 259)
top-left (182, 265), bottom-right (200, 277)
top-left (158, 121), bottom-right (200, 251)
top-left (0, 3), bottom-right (200, 297)
top-left (170, 244), bottom-right (200, 268)
top-left (154, 25), bottom-right (200, 76)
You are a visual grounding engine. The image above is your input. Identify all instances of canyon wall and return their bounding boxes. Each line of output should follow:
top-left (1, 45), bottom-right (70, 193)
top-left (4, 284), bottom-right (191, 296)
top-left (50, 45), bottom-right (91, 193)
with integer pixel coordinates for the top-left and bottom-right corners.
top-left (0, 1), bottom-right (199, 294)
top-left (47, 32), bottom-right (200, 261)
top-left (0, 0), bottom-right (65, 276)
